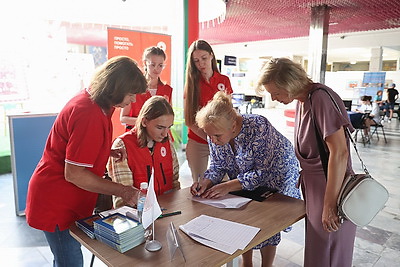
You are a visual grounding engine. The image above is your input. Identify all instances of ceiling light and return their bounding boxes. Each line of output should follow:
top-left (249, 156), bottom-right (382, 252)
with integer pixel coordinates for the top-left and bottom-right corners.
top-left (199, 0), bottom-right (227, 29)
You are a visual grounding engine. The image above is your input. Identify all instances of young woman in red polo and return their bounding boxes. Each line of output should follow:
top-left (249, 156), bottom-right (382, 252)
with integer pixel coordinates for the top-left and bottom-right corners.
top-left (184, 39), bottom-right (233, 183)
top-left (120, 46), bottom-right (173, 130)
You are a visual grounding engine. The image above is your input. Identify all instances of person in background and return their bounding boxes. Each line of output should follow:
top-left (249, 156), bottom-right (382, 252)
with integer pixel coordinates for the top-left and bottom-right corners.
top-left (257, 57), bottom-right (356, 267)
top-left (191, 91), bottom-right (301, 267)
top-left (120, 46), bottom-right (172, 130)
top-left (385, 83), bottom-right (399, 122)
top-left (25, 56), bottom-right (147, 267)
top-left (374, 90), bottom-right (387, 121)
top-left (108, 96), bottom-right (180, 208)
top-left (184, 39), bottom-right (233, 182)
top-left (374, 90), bottom-right (386, 109)
top-left (355, 95), bottom-right (380, 139)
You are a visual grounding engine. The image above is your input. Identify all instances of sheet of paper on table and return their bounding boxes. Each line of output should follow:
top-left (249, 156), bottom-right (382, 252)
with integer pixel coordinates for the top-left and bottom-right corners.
top-left (179, 215), bottom-right (260, 255)
top-left (99, 206), bottom-right (139, 221)
top-left (191, 194), bottom-right (252, 208)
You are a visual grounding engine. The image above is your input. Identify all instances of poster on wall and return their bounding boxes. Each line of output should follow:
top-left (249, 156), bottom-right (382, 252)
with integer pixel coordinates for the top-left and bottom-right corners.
top-left (107, 28), bottom-right (171, 139)
top-left (107, 28), bottom-right (171, 84)
top-left (362, 72), bottom-right (386, 97)
top-left (346, 80), bottom-right (360, 91)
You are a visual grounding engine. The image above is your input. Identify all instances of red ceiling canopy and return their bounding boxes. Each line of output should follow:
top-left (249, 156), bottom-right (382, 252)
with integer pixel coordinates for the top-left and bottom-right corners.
top-left (199, 0), bottom-right (400, 45)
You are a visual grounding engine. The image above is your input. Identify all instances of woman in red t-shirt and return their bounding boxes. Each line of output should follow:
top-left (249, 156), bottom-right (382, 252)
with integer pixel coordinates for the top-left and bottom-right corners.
top-left (184, 39), bottom-right (233, 182)
top-left (120, 46), bottom-right (173, 130)
top-left (25, 56), bottom-right (147, 267)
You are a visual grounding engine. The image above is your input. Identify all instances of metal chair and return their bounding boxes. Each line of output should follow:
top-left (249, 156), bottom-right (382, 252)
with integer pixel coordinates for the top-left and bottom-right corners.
top-left (350, 113), bottom-right (370, 146)
top-left (371, 121), bottom-right (387, 143)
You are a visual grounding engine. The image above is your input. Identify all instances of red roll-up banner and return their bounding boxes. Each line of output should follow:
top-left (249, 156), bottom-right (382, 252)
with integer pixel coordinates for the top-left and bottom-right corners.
top-left (107, 28), bottom-right (171, 140)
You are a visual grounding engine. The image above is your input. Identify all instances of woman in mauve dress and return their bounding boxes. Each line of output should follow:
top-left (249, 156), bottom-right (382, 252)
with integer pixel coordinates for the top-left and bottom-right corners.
top-left (257, 57), bottom-right (357, 267)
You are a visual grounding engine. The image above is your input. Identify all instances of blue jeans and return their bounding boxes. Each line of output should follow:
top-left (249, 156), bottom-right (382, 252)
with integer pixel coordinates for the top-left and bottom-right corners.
top-left (44, 226), bottom-right (83, 267)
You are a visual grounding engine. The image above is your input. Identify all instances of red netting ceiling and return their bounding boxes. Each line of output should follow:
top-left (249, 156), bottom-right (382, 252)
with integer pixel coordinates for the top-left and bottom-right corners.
top-left (199, 0), bottom-right (400, 45)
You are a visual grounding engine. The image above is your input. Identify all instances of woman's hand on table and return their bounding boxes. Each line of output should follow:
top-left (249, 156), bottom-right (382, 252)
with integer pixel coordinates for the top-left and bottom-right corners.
top-left (200, 179), bottom-right (242, 199)
top-left (190, 178), bottom-right (213, 197)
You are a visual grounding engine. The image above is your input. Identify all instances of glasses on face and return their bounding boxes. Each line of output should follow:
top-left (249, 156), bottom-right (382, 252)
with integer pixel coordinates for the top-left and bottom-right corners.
top-left (147, 62), bottom-right (166, 70)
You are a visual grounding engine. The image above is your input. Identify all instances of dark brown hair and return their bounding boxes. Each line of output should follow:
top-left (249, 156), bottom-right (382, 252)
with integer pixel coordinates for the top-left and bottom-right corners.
top-left (360, 95), bottom-right (372, 102)
top-left (89, 56), bottom-right (147, 113)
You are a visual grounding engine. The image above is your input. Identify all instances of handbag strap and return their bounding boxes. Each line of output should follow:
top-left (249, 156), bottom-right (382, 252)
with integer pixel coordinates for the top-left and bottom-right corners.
top-left (309, 88), bottom-right (369, 175)
top-left (309, 100), bottom-right (329, 178)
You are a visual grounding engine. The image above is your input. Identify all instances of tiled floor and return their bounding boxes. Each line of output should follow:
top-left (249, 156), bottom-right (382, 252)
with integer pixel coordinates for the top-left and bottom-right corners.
top-left (0, 107), bottom-right (399, 266)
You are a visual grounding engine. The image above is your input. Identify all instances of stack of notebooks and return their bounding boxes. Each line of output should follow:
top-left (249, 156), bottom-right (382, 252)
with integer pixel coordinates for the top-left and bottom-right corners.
top-left (94, 213), bottom-right (145, 253)
top-left (76, 212), bottom-right (145, 253)
top-left (76, 214), bottom-right (102, 239)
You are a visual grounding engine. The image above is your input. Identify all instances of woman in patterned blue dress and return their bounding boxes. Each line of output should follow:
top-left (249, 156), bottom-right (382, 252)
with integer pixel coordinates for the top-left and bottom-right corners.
top-left (191, 91), bottom-right (301, 267)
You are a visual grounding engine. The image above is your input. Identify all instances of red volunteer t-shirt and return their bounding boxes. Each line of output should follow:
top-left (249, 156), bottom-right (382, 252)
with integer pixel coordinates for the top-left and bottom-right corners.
top-left (188, 71), bottom-right (233, 144)
top-left (126, 81), bottom-right (173, 129)
top-left (25, 90), bottom-right (113, 232)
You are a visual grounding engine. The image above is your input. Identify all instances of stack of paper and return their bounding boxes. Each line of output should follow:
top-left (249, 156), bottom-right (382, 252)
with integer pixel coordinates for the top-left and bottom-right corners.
top-left (179, 215), bottom-right (260, 254)
top-left (191, 194), bottom-right (252, 208)
top-left (99, 206), bottom-right (139, 221)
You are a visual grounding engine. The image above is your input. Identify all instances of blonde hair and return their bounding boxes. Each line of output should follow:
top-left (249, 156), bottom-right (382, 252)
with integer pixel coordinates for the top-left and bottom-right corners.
top-left (135, 96), bottom-right (174, 147)
top-left (184, 40), bottom-right (219, 126)
top-left (89, 56), bottom-right (147, 113)
top-left (256, 57), bottom-right (312, 98)
top-left (196, 91), bottom-right (237, 130)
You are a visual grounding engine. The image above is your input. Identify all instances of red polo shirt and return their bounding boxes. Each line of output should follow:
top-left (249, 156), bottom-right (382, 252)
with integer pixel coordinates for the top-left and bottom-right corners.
top-left (25, 90), bottom-right (113, 232)
top-left (188, 72), bottom-right (233, 144)
top-left (126, 81), bottom-right (173, 129)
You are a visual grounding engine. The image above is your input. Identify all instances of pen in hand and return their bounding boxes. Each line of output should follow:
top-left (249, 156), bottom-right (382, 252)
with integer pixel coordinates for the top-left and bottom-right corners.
top-left (196, 174), bottom-right (202, 196)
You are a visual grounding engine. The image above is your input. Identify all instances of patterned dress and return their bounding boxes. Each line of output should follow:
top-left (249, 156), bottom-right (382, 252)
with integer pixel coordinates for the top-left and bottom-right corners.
top-left (204, 114), bottom-right (301, 248)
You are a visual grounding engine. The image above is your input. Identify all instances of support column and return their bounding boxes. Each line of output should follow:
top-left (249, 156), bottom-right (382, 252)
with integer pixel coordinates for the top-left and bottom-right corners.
top-left (397, 57), bottom-right (400, 71)
top-left (184, 0), bottom-right (199, 51)
top-left (369, 47), bottom-right (383, 72)
top-left (182, 0), bottom-right (199, 145)
top-left (307, 5), bottom-right (330, 83)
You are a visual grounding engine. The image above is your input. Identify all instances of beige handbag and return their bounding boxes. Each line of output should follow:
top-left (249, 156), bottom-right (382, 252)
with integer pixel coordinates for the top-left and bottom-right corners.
top-left (337, 173), bottom-right (388, 227)
top-left (310, 88), bottom-right (389, 227)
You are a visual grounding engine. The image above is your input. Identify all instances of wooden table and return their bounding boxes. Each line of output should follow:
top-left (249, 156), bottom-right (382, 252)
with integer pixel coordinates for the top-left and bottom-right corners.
top-left (70, 188), bottom-right (305, 267)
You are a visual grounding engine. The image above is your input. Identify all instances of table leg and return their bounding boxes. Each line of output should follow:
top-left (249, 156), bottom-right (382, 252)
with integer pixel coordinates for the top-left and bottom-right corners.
top-left (226, 256), bottom-right (240, 267)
